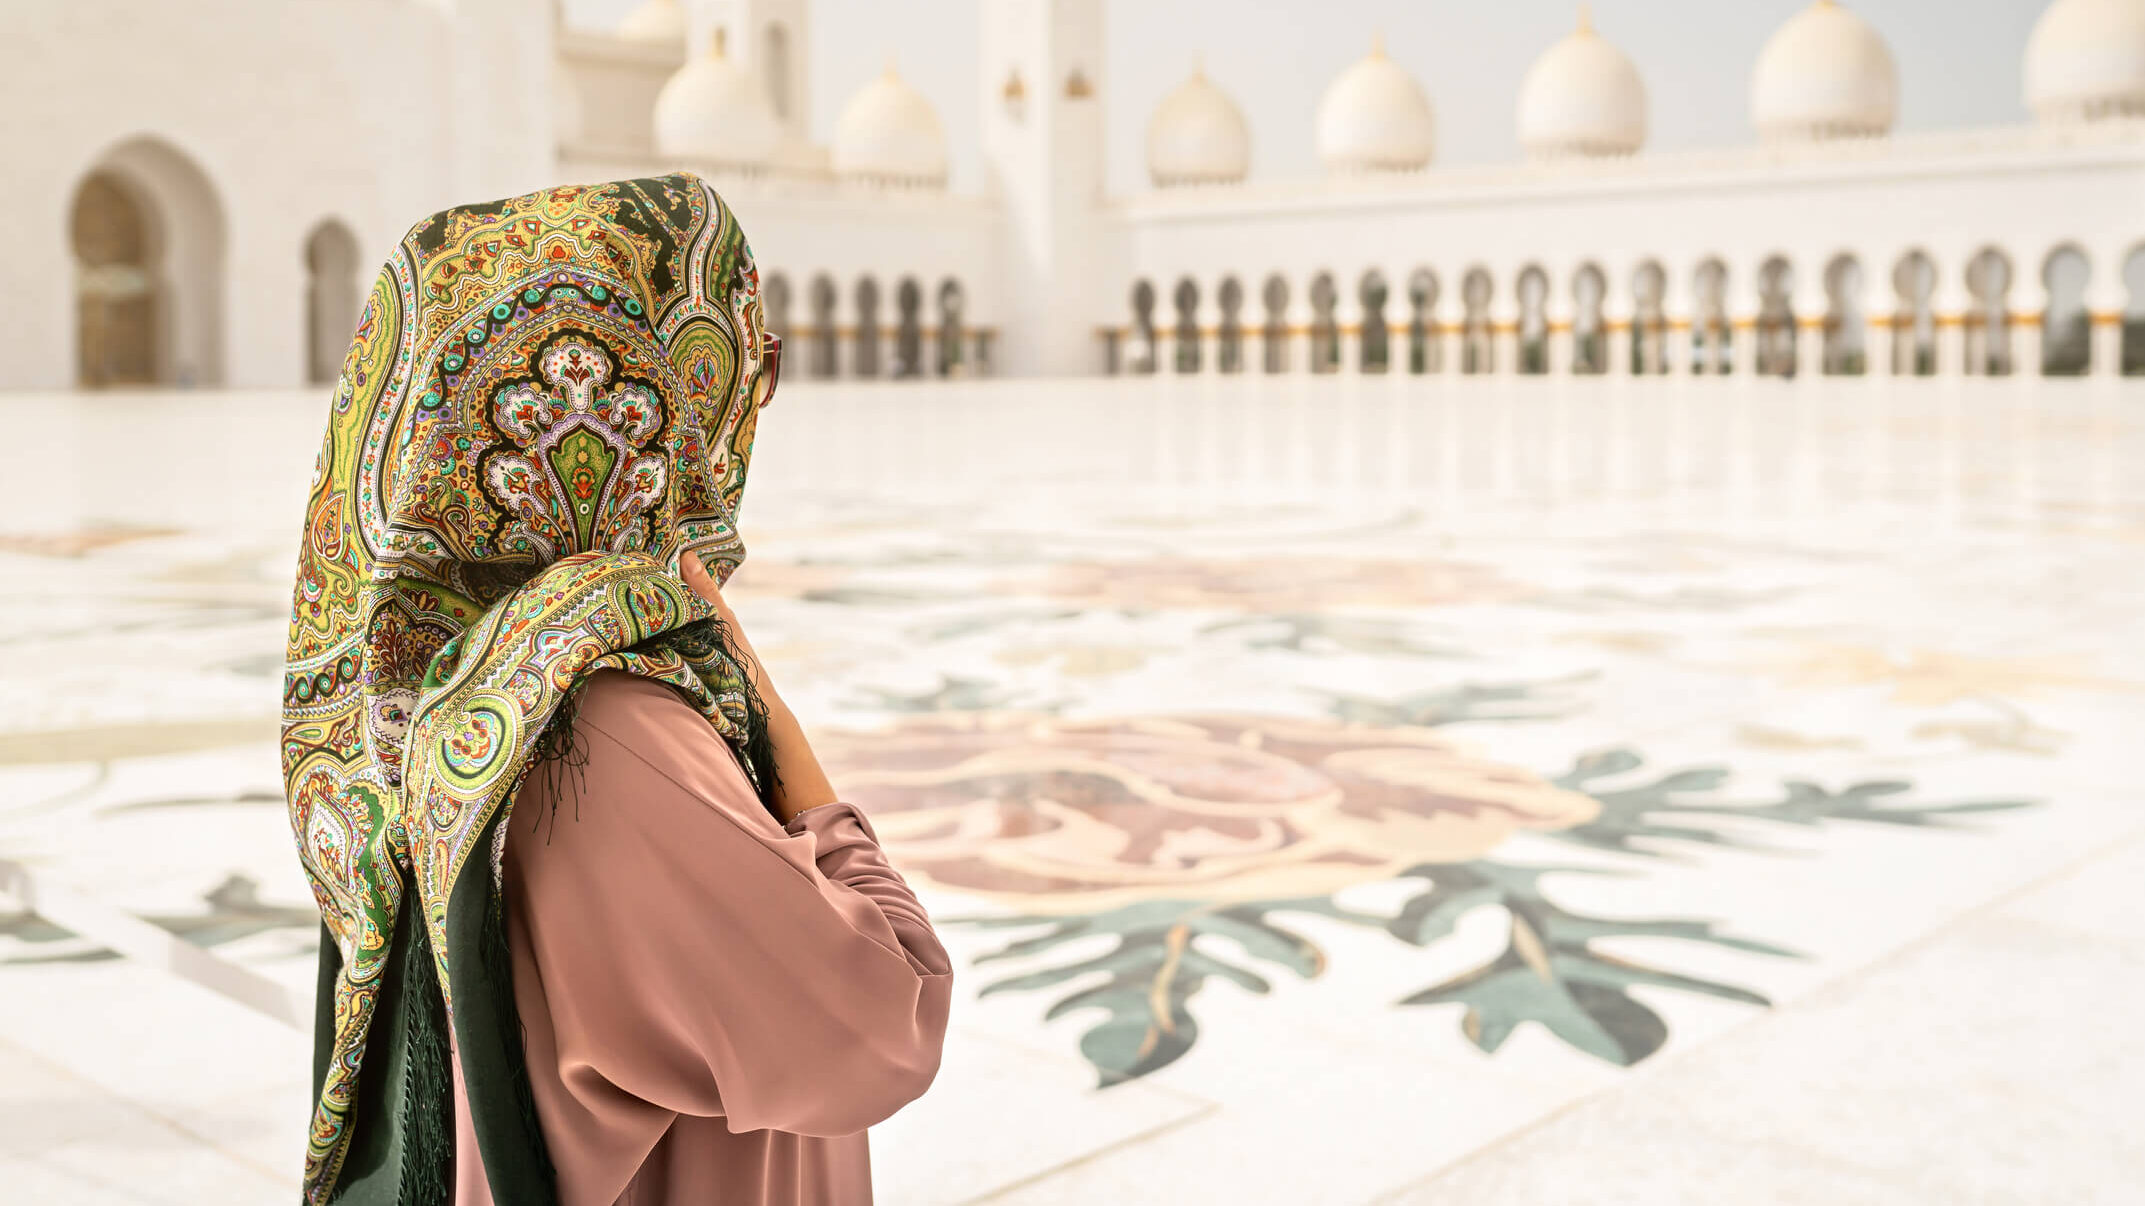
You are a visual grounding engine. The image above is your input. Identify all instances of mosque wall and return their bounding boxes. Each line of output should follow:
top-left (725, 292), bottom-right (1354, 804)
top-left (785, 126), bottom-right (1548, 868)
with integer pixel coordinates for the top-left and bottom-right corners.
top-left (1107, 132), bottom-right (2145, 378)
top-left (1, 0), bottom-right (556, 390)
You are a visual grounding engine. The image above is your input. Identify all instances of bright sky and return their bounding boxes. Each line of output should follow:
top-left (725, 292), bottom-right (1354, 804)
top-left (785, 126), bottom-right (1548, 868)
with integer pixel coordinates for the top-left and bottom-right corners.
top-left (564, 0), bottom-right (2053, 194)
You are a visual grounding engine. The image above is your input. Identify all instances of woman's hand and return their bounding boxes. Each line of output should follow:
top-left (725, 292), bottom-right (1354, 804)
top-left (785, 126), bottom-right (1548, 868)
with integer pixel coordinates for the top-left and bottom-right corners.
top-left (678, 552), bottom-right (774, 702)
top-left (676, 550), bottom-right (841, 824)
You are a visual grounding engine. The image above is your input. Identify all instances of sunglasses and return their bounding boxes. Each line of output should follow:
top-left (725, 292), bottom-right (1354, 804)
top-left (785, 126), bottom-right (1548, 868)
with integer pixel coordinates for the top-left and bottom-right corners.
top-left (755, 328), bottom-right (782, 409)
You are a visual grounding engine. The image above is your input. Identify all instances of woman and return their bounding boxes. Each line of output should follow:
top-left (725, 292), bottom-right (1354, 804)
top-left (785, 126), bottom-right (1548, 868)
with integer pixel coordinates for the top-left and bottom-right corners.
top-left (280, 172), bottom-right (954, 1206)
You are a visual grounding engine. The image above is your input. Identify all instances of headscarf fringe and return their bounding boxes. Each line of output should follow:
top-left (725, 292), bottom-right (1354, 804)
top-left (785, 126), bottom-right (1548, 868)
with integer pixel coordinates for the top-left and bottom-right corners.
top-left (394, 905), bottom-right (453, 1205)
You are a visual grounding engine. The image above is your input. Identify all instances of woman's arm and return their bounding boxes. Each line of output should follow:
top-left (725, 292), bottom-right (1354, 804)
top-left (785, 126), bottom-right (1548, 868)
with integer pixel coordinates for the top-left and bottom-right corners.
top-left (506, 672), bottom-right (955, 1138)
top-left (680, 552), bottom-right (835, 825)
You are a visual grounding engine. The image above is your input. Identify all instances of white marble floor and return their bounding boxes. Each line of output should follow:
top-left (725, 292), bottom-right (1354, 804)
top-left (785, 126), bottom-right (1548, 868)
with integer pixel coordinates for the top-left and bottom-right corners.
top-left (2, 374), bottom-right (2141, 1204)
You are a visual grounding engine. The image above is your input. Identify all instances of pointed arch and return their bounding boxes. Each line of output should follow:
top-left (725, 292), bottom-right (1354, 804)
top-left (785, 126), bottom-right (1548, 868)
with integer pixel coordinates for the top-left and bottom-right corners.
top-left (893, 276), bottom-right (924, 377)
top-left (1172, 276), bottom-right (1201, 373)
top-left (1630, 260), bottom-right (1667, 374)
top-left (1516, 265), bottom-right (1548, 374)
top-left (1963, 248), bottom-right (2012, 375)
top-left (1692, 258), bottom-right (1730, 374)
top-left (1821, 253), bottom-right (1866, 375)
top-left (935, 278), bottom-right (965, 376)
top-left (1407, 268), bottom-right (1439, 374)
top-left (809, 273), bottom-right (838, 377)
top-left (1216, 276), bottom-right (1245, 373)
top-left (1756, 256), bottom-right (1796, 377)
top-left (1260, 274), bottom-right (1289, 373)
top-left (1359, 269), bottom-right (1390, 372)
top-left (852, 276), bottom-right (882, 378)
top-left (1571, 262), bottom-right (1607, 374)
top-left (1460, 267), bottom-right (1493, 374)
top-left (1308, 272), bottom-right (1339, 373)
top-left (1891, 251), bottom-right (1937, 375)
top-left (2040, 244), bottom-right (2091, 376)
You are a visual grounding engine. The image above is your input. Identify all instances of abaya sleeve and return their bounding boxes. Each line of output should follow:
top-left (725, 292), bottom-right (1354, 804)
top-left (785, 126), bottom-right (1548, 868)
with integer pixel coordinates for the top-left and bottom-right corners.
top-left (503, 670), bottom-right (956, 1140)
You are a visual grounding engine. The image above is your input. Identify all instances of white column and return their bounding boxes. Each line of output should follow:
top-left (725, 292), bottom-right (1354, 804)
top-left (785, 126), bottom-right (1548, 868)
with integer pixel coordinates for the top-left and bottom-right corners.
top-left (1796, 318), bottom-right (1825, 378)
top-left (1199, 296), bottom-right (1222, 377)
top-left (1734, 315), bottom-right (1760, 376)
top-left (1491, 305), bottom-right (1518, 375)
top-left (1244, 324), bottom-right (1269, 376)
top-left (1545, 303), bottom-right (1571, 373)
top-left (1930, 282), bottom-right (1966, 377)
top-left (1337, 293), bottom-right (1363, 376)
top-left (1155, 323), bottom-right (1178, 376)
top-left (1793, 278), bottom-right (1827, 378)
top-left (1286, 295), bottom-right (1313, 375)
top-left (2014, 312), bottom-right (2044, 378)
top-left (2091, 312), bottom-right (2123, 377)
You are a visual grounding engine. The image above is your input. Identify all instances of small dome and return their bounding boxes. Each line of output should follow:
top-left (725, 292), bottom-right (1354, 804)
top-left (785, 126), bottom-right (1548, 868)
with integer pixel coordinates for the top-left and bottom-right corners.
top-left (831, 64), bottom-right (950, 187)
top-left (1146, 63), bottom-right (1251, 186)
top-left (654, 33), bottom-right (785, 169)
top-left (1750, 0), bottom-right (1898, 142)
top-left (2025, 0), bottom-right (2145, 122)
top-left (618, 0), bottom-right (686, 43)
top-left (1518, 7), bottom-right (1647, 159)
top-left (1315, 36), bottom-right (1435, 174)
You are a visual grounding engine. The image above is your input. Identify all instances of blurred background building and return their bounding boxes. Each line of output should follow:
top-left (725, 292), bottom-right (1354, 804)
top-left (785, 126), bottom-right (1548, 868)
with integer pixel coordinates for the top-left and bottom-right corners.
top-left (11, 0), bottom-right (2145, 389)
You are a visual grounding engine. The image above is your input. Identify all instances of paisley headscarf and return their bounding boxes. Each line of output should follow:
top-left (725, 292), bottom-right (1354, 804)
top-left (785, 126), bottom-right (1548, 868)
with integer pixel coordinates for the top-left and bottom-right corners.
top-left (281, 172), bottom-right (780, 1204)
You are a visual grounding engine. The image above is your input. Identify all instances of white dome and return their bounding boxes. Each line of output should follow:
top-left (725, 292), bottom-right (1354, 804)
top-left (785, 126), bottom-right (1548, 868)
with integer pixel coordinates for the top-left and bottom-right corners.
top-left (653, 35), bottom-right (785, 169)
top-left (1315, 37), bottom-right (1435, 174)
top-left (1750, 0), bottom-right (1898, 142)
top-left (1146, 64), bottom-right (1251, 186)
top-left (617, 0), bottom-right (686, 43)
top-left (831, 65), bottom-right (950, 187)
top-left (2025, 0), bottom-right (2145, 123)
top-left (1517, 7), bottom-right (1647, 159)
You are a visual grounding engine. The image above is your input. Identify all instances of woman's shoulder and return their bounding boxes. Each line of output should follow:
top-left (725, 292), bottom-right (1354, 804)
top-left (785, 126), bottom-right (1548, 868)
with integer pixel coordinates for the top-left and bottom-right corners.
top-left (563, 670), bottom-right (783, 837)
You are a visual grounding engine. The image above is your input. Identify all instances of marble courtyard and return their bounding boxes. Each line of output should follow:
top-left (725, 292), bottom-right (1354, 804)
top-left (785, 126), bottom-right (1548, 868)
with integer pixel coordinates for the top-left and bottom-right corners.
top-left (2, 373), bottom-right (2141, 1204)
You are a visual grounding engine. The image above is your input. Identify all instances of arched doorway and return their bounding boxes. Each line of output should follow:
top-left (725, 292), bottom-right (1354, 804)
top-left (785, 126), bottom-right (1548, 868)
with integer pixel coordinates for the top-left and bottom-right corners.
top-left (1172, 277), bottom-right (1200, 373)
top-left (1571, 263), bottom-right (1606, 374)
top-left (71, 173), bottom-right (157, 387)
top-left (893, 276), bottom-right (924, 378)
top-left (1755, 256), bottom-right (1796, 377)
top-left (1692, 258), bottom-right (1730, 374)
top-left (1516, 265), bottom-right (1548, 374)
top-left (2040, 245), bottom-right (2090, 376)
top-left (1822, 253), bottom-right (1865, 375)
top-left (1461, 267), bottom-right (1493, 374)
top-left (1964, 248), bottom-right (2012, 375)
top-left (1260, 275), bottom-right (1289, 373)
top-left (1892, 251), bottom-right (1937, 375)
top-left (69, 137), bottom-right (227, 387)
top-left (935, 278), bottom-right (965, 376)
top-left (1631, 261), bottom-right (1667, 373)
top-left (853, 277), bottom-right (882, 378)
top-left (304, 220), bottom-right (360, 385)
top-left (1130, 279), bottom-right (1158, 374)
top-left (1406, 268), bottom-right (1438, 374)
top-left (1359, 270), bottom-right (1390, 373)
top-left (1216, 276), bottom-right (1244, 373)
top-left (809, 273), bottom-right (838, 377)
top-left (1308, 272), bottom-right (1339, 373)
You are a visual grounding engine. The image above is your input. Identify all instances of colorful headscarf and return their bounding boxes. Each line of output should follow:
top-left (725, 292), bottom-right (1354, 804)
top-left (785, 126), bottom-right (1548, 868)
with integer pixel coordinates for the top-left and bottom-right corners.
top-left (281, 172), bottom-right (779, 1204)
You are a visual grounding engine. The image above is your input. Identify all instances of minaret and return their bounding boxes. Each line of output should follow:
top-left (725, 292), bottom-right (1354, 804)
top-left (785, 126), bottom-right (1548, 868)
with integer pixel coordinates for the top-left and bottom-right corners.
top-left (981, 0), bottom-right (1108, 376)
top-left (687, 0), bottom-right (812, 143)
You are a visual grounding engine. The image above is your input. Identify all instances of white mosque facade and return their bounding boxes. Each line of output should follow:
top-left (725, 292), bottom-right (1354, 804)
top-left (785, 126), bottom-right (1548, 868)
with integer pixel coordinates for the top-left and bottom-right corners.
top-left (9, 0), bottom-right (2145, 392)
